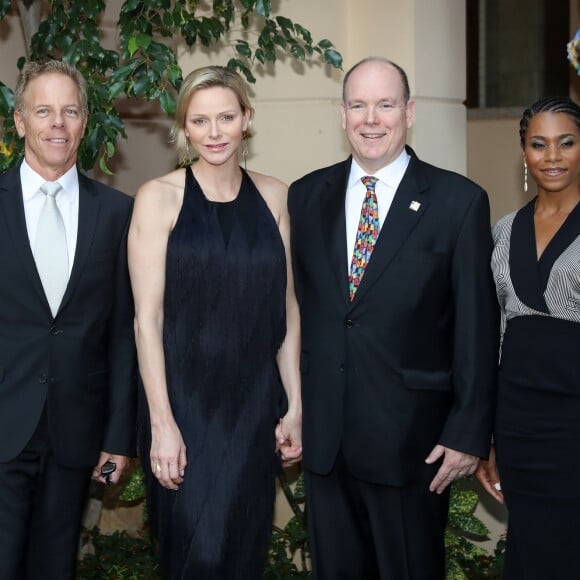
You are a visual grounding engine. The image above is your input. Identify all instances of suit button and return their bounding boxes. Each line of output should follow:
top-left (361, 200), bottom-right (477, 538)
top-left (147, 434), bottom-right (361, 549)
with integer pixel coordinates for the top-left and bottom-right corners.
top-left (345, 319), bottom-right (354, 328)
top-left (339, 364), bottom-right (345, 373)
top-left (39, 374), bottom-right (48, 383)
top-left (50, 326), bottom-right (62, 335)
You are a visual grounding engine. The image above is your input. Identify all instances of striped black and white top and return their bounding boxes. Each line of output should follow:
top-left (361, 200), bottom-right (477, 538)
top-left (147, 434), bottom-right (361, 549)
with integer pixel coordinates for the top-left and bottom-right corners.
top-left (491, 202), bottom-right (580, 334)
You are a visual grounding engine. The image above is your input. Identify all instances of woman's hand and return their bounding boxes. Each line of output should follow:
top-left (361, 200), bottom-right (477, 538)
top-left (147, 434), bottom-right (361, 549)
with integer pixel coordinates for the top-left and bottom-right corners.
top-left (150, 418), bottom-right (187, 491)
top-left (474, 445), bottom-right (504, 503)
top-left (275, 409), bottom-right (302, 468)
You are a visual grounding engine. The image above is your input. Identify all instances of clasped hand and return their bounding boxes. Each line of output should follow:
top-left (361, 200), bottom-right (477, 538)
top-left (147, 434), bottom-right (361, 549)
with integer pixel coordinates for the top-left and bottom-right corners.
top-left (275, 410), bottom-right (302, 467)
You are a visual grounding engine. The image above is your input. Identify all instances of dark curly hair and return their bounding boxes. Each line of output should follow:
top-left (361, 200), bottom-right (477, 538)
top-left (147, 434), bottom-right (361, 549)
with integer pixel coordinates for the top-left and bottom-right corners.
top-left (519, 96), bottom-right (580, 148)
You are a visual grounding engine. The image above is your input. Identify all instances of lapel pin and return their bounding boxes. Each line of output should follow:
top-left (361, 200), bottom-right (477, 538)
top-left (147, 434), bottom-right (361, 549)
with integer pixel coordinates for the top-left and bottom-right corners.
top-left (409, 201), bottom-right (421, 212)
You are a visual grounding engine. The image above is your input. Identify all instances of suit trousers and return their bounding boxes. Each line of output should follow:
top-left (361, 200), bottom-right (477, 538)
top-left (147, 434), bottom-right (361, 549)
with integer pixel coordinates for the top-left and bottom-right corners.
top-left (305, 450), bottom-right (450, 580)
top-left (0, 408), bottom-right (92, 580)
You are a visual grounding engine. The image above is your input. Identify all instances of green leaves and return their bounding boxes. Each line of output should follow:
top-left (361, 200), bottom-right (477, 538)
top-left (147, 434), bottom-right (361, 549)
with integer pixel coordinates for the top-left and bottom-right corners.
top-left (322, 48), bottom-right (343, 69)
top-left (447, 485), bottom-right (489, 537)
top-left (119, 462), bottom-right (147, 502)
top-left (0, 0), bottom-right (11, 19)
top-left (227, 58), bottom-right (256, 84)
top-left (254, 0), bottom-right (271, 18)
top-left (0, 81), bottom-right (21, 173)
top-left (0, 0), bottom-right (343, 173)
top-left (263, 469), bottom-right (310, 579)
top-left (444, 481), bottom-right (507, 578)
top-left (77, 527), bottom-right (162, 579)
top-left (128, 34), bottom-right (152, 57)
top-left (0, 82), bottom-right (14, 115)
top-left (290, 44), bottom-right (305, 61)
top-left (235, 39), bottom-right (252, 58)
top-left (159, 89), bottom-right (176, 116)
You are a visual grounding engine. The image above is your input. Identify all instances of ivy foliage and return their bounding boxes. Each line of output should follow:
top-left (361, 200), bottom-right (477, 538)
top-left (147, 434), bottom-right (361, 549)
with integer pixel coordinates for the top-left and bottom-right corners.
top-left (0, 0), bottom-right (342, 173)
top-left (77, 526), bottom-right (162, 579)
top-left (263, 467), bottom-right (310, 578)
top-left (445, 481), bottom-right (505, 579)
top-left (79, 468), bottom-right (506, 579)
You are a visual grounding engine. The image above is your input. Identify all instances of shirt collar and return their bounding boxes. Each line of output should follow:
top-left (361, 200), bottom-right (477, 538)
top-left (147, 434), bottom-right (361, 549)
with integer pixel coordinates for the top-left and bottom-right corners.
top-left (21, 160), bottom-right (79, 203)
top-left (348, 148), bottom-right (411, 189)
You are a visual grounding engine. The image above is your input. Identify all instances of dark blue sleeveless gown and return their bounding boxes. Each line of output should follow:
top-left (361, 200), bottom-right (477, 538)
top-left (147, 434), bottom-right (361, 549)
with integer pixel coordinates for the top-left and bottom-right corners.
top-left (138, 167), bottom-right (286, 579)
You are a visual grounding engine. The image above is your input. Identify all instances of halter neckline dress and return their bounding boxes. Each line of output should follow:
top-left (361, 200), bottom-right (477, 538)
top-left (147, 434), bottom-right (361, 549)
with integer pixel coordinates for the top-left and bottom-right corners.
top-left (138, 166), bottom-right (287, 579)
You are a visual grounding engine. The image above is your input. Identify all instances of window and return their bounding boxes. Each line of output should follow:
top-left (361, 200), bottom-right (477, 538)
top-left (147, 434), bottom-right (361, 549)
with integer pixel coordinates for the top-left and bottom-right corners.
top-left (466, 0), bottom-right (569, 108)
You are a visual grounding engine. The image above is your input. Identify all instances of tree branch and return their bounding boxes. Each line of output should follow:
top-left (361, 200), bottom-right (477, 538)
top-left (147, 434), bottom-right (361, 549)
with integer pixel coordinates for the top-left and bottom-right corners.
top-left (16, 0), bottom-right (41, 57)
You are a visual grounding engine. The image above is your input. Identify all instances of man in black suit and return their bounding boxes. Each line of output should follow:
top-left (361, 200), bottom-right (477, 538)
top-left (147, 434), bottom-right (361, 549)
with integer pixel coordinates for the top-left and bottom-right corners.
top-left (0, 60), bottom-right (136, 579)
top-left (288, 57), bottom-right (499, 579)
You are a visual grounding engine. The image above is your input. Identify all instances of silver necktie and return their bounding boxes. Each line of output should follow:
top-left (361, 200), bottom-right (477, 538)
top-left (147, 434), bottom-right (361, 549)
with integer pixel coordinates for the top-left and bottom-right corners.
top-left (33, 182), bottom-right (69, 316)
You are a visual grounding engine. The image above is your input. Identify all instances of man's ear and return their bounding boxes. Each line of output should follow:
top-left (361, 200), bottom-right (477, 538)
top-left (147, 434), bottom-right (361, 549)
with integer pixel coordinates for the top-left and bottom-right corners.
top-left (405, 99), bottom-right (416, 129)
top-left (14, 110), bottom-right (25, 138)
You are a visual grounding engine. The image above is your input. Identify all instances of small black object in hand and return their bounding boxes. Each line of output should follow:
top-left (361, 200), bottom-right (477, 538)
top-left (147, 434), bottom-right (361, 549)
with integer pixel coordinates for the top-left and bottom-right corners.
top-left (100, 460), bottom-right (117, 485)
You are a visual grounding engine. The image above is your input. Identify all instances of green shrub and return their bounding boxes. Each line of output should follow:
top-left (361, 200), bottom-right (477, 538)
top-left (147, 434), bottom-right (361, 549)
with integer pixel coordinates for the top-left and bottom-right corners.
top-left (78, 466), bottom-right (505, 579)
top-left (77, 526), bottom-right (161, 580)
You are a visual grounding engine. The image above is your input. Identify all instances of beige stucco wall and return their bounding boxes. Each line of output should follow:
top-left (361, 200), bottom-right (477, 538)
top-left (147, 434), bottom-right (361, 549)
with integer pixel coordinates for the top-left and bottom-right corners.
top-left (467, 115), bottom-right (535, 223)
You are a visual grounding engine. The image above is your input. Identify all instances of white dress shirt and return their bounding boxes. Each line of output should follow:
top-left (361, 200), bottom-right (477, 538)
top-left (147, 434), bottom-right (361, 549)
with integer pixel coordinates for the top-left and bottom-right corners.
top-left (345, 150), bottom-right (410, 271)
top-left (21, 160), bottom-right (79, 274)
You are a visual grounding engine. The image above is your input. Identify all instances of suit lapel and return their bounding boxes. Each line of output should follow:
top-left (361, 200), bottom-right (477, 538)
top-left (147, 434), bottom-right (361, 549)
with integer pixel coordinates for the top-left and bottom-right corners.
top-left (350, 150), bottom-right (430, 304)
top-left (0, 167), bottom-right (49, 306)
top-left (320, 160), bottom-right (351, 305)
top-left (58, 172), bottom-right (101, 312)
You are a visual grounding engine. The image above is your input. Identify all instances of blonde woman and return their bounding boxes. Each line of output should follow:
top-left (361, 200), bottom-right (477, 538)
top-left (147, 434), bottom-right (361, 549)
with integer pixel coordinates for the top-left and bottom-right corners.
top-left (128, 66), bottom-right (302, 579)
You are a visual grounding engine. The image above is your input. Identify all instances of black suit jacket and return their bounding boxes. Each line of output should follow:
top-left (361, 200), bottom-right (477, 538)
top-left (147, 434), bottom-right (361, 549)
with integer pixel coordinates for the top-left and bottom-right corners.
top-left (0, 165), bottom-right (136, 468)
top-left (288, 147), bottom-right (499, 486)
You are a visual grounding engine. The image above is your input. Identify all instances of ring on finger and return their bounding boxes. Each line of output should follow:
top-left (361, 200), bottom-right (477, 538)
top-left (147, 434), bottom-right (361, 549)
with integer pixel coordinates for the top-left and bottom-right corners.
top-left (153, 463), bottom-right (161, 474)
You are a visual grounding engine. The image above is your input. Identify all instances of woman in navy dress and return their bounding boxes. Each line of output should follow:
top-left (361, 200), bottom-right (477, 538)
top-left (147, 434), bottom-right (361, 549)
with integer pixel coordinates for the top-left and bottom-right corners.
top-left (476, 97), bottom-right (580, 579)
top-left (128, 66), bottom-right (302, 579)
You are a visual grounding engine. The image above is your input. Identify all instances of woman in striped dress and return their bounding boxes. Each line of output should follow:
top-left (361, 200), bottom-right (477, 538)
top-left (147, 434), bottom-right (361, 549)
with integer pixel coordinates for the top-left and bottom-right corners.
top-left (476, 96), bottom-right (580, 580)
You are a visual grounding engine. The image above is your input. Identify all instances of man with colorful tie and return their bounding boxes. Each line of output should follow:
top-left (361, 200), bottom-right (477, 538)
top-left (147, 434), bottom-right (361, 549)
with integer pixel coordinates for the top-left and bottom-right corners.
top-left (0, 60), bottom-right (136, 579)
top-left (287, 57), bottom-right (499, 579)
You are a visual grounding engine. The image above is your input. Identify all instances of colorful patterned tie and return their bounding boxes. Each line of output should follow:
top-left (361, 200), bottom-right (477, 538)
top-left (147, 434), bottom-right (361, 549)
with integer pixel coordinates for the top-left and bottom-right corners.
top-left (348, 176), bottom-right (379, 301)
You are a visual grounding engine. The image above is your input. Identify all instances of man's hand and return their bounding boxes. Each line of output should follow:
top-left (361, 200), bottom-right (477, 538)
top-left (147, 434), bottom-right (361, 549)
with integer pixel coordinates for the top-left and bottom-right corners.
top-left (425, 444), bottom-right (479, 494)
top-left (92, 452), bottom-right (131, 485)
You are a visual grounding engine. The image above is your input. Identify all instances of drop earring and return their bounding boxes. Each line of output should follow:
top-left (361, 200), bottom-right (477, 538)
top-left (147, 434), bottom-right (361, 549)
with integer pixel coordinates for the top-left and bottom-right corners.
top-left (184, 132), bottom-right (194, 164)
top-left (241, 131), bottom-right (249, 170)
top-left (524, 162), bottom-right (528, 193)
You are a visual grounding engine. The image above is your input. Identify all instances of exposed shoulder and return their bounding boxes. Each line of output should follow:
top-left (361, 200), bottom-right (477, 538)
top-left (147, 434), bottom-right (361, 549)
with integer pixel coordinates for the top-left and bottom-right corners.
top-left (137, 167), bottom-right (185, 198)
top-left (246, 170), bottom-right (288, 218)
top-left (132, 168), bottom-right (186, 231)
top-left (247, 170), bottom-right (287, 196)
top-left (135, 168), bottom-right (185, 210)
